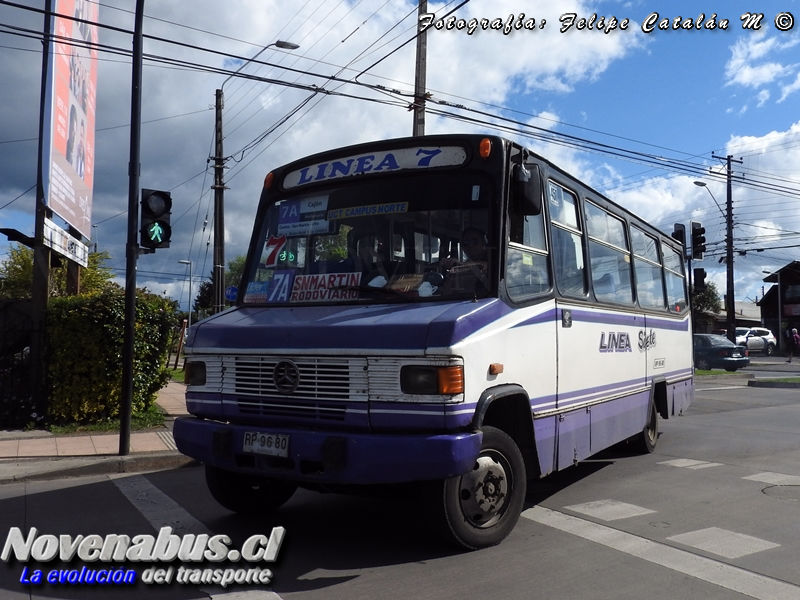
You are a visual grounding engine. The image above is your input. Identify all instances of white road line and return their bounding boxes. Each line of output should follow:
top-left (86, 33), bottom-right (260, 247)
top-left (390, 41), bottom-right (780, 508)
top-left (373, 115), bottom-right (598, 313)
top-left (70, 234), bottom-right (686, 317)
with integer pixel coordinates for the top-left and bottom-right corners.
top-left (112, 474), bottom-right (283, 600)
top-left (522, 506), bottom-right (800, 600)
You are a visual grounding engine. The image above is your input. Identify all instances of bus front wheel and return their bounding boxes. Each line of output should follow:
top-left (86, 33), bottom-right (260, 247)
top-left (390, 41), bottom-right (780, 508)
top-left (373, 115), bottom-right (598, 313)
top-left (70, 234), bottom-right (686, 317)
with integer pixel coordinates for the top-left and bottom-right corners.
top-left (440, 426), bottom-right (526, 550)
top-left (205, 465), bottom-right (297, 515)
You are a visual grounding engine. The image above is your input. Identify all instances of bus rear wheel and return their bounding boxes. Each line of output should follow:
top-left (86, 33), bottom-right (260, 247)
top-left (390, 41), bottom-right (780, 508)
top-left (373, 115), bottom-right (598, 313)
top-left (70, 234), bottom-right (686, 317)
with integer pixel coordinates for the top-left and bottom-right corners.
top-left (440, 426), bottom-right (526, 550)
top-left (205, 465), bottom-right (297, 515)
top-left (631, 400), bottom-right (658, 454)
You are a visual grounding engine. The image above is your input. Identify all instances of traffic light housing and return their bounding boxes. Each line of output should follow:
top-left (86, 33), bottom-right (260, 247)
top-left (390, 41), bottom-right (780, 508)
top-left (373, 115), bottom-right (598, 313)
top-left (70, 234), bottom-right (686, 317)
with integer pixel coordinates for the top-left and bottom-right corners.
top-left (694, 267), bottom-right (707, 292)
top-left (672, 223), bottom-right (686, 245)
top-left (690, 221), bottom-right (706, 260)
top-left (140, 189), bottom-right (172, 249)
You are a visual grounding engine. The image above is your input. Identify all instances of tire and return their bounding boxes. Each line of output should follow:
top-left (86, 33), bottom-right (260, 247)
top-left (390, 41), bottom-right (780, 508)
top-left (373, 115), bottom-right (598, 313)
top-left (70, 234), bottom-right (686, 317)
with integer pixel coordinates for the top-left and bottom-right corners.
top-left (696, 357), bottom-right (710, 371)
top-left (724, 367), bottom-right (738, 372)
top-left (205, 465), bottom-right (297, 515)
top-left (765, 343), bottom-right (775, 356)
top-left (439, 426), bottom-right (526, 550)
top-left (631, 399), bottom-right (658, 454)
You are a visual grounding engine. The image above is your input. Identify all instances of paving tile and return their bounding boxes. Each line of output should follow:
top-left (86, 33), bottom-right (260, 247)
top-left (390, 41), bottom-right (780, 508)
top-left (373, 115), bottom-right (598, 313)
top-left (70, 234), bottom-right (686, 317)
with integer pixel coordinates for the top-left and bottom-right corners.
top-left (55, 436), bottom-right (96, 456)
top-left (0, 440), bottom-right (18, 459)
top-left (90, 434), bottom-right (120, 454)
top-left (129, 432), bottom-right (169, 452)
top-left (17, 437), bottom-right (57, 457)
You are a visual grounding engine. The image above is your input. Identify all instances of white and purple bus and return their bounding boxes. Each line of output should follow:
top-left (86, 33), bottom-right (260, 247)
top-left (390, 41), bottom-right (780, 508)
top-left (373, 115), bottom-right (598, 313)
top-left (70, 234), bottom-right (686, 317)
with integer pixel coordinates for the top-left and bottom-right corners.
top-left (174, 134), bottom-right (693, 549)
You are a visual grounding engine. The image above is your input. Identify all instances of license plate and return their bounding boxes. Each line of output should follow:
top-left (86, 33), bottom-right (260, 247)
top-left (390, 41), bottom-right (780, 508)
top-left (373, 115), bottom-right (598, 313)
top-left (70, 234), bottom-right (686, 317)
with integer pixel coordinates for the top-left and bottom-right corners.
top-left (243, 432), bottom-right (289, 457)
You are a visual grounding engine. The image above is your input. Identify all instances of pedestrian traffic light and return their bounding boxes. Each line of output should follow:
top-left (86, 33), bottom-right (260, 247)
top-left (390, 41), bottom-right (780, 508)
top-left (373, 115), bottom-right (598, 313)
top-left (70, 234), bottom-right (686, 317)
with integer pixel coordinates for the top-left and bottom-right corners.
top-left (672, 223), bottom-right (686, 245)
top-left (694, 267), bottom-right (707, 292)
top-left (690, 221), bottom-right (706, 260)
top-left (140, 189), bottom-right (172, 249)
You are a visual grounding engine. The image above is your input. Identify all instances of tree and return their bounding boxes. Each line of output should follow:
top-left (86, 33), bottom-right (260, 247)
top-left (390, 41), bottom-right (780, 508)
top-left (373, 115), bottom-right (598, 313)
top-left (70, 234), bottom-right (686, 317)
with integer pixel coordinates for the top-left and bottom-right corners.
top-left (193, 255), bottom-right (245, 318)
top-left (0, 244), bottom-right (114, 299)
top-left (691, 281), bottom-right (722, 332)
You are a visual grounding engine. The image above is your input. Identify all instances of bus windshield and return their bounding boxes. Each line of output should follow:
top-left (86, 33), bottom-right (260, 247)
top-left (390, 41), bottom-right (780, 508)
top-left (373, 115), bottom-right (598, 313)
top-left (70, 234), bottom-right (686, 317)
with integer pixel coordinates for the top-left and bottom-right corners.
top-left (242, 171), bottom-right (495, 305)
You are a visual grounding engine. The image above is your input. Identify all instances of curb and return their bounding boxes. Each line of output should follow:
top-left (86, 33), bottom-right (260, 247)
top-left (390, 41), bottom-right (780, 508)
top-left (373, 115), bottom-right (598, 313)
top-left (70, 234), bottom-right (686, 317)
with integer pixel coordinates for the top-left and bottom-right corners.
top-left (695, 373), bottom-right (755, 382)
top-left (0, 452), bottom-right (200, 484)
top-left (747, 380), bottom-right (800, 389)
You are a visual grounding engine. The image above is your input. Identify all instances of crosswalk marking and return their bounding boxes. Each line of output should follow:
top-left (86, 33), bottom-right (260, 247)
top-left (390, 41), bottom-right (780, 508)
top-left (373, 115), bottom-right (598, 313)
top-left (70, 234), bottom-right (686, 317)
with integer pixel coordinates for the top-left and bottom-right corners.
top-left (667, 527), bottom-right (780, 559)
top-left (658, 458), bottom-right (723, 469)
top-left (743, 472), bottom-right (800, 486)
top-left (563, 499), bottom-right (655, 521)
top-left (523, 507), bottom-right (799, 600)
top-left (112, 474), bottom-right (283, 599)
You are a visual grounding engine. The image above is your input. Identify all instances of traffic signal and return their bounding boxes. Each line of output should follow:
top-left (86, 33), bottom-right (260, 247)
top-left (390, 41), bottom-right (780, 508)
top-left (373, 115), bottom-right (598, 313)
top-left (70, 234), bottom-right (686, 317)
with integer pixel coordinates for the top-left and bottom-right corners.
top-left (694, 267), bottom-right (707, 292)
top-left (690, 221), bottom-right (706, 260)
top-left (140, 189), bottom-right (172, 249)
top-left (672, 223), bottom-right (686, 245)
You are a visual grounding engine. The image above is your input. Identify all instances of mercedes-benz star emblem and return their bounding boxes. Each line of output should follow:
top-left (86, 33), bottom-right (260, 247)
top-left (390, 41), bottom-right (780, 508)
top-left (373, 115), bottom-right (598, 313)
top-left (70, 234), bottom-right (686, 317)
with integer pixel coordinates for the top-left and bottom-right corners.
top-left (273, 360), bottom-right (300, 394)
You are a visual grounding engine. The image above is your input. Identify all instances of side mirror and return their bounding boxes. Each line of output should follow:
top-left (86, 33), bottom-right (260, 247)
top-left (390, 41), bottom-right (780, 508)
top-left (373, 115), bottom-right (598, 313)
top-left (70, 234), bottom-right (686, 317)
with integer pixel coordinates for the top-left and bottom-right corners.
top-left (514, 163), bottom-right (542, 216)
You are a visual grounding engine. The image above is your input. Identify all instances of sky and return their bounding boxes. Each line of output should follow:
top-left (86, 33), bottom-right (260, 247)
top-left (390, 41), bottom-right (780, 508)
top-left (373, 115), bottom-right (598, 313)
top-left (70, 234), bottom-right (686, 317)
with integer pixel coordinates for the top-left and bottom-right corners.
top-left (1, 0), bottom-right (799, 314)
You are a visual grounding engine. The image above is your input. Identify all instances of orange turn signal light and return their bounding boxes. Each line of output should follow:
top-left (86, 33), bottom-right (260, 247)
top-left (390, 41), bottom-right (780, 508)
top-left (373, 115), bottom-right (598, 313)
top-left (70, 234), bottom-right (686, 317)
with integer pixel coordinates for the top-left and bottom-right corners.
top-left (479, 138), bottom-right (492, 159)
top-left (438, 366), bottom-right (464, 395)
top-left (264, 171), bottom-right (274, 190)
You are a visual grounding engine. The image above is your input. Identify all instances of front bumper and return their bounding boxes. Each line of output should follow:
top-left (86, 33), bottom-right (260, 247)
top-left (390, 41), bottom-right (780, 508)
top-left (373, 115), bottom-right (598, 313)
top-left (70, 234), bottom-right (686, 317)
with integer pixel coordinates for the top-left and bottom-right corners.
top-left (173, 417), bottom-right (482, 485)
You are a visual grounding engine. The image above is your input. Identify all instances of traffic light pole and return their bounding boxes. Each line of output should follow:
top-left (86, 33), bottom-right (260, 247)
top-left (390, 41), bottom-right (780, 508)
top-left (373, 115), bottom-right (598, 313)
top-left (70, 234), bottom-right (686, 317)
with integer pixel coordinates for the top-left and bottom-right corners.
top-left (120, 0), bottom-right (145, 455)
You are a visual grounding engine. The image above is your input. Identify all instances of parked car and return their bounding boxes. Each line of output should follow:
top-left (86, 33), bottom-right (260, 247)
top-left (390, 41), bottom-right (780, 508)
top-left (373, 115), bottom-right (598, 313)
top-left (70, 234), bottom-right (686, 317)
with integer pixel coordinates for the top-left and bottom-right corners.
top-left (694, 333), bottom-right (750, 371)
top-left (735, 327), bottom-right (776, 356)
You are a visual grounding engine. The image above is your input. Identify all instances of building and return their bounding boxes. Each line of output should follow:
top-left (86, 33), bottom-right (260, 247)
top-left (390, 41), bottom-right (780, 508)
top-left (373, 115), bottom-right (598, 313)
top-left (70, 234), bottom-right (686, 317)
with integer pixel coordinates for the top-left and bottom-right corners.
top-left (759, 261), bottom-right (800, 351)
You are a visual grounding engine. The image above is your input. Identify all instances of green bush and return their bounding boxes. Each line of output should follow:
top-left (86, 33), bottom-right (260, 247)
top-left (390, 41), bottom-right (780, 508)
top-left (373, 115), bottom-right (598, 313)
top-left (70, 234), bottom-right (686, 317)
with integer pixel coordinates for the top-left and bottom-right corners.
top-left (45, 287), bottom-right (179, 424)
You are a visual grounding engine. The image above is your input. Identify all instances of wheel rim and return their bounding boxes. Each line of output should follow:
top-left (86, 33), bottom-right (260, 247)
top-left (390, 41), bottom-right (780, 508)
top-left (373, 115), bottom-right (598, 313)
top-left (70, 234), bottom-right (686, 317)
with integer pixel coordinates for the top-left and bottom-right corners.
top-left (457, 450), bottom-right (513, 529)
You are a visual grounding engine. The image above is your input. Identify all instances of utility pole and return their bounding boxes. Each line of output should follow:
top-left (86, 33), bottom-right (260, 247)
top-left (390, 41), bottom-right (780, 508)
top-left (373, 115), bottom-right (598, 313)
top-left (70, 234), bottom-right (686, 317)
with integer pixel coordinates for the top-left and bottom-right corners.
top-left (412, 0), bottom-right (427, 137)
top-left (714, 152), bottom-right (743, 344)
top-left (211, 40), bottom-right (299, 314)
top-left (212, 88), bottom-right (225, 315)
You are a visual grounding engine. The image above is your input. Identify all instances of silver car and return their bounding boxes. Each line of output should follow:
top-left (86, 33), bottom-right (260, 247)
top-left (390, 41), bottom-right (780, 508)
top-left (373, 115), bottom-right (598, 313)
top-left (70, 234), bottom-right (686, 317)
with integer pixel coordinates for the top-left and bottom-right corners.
top-left (735, 327), bottom-right (776, 356)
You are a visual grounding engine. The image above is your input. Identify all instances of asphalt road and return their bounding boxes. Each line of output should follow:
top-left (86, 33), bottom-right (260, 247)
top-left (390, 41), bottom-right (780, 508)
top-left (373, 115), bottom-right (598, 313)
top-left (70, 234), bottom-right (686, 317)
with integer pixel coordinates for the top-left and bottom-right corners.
top-left (2, 378), bottom-right (800, 600)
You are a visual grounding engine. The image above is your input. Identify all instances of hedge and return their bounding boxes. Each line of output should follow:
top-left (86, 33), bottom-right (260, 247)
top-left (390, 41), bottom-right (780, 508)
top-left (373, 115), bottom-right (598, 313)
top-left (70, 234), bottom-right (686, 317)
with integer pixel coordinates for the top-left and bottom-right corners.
top-left (45, 287), bottom-right (179, 424)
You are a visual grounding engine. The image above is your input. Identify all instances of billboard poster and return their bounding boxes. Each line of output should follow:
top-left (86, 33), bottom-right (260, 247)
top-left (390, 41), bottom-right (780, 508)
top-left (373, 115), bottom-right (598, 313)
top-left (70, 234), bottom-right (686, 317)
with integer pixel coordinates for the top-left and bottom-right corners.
top-left (43, 0), bottom-right (98, 240)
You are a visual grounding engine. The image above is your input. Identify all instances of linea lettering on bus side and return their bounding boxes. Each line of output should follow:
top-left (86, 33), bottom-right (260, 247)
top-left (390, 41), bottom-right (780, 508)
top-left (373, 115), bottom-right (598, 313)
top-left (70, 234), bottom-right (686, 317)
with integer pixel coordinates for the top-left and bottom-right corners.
top-left (282, 146), bottom-right (467, 189)
top-left (598, 332), bottom-right (632, 353)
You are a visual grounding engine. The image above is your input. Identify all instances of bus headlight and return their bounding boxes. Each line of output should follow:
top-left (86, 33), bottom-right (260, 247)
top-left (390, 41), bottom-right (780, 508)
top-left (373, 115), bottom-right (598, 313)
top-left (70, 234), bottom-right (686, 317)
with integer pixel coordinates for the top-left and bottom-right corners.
top-left (400, 365), bottom-right (464, 395)
top-left (185, 361), bottom-right (207, 386)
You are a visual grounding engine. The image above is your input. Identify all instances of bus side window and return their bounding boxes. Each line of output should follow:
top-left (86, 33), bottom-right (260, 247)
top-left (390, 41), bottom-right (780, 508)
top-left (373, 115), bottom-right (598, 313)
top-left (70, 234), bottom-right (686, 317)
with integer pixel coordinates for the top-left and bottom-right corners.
top-left (548, 181), bottom-right (586, 298)
top-left (507, 208), bottom-right (549, 301)
top-left (631, 226), bottom-right (666, 309)
top-left (663, 244), bottom-right (687, 313)
top-left (585, 202), bottom-right (633, 304)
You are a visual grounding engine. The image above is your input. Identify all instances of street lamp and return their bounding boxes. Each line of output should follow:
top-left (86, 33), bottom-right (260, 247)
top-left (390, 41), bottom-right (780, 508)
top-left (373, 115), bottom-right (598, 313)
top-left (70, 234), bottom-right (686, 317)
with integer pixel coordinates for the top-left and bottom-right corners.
top-left (693, 181), bottom-right (725, 218)
top-left (694, 180), bottom-right (735, 343)
top-left (212, 39), bottom-right (300, 315)
top-left (178, 259), bottom-right (193, 332)
top-left (763, 269), bottom-right (782, 351)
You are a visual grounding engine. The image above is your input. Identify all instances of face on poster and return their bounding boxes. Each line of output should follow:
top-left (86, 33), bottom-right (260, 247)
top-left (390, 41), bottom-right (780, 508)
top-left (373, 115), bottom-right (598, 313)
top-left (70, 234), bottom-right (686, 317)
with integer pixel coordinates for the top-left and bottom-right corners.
top-left (46, 0), bottom-right (98, 240)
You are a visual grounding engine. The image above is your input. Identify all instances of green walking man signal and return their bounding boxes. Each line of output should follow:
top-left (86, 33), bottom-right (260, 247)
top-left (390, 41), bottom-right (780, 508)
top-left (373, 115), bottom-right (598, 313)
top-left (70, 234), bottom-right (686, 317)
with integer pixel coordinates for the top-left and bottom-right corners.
top-left (140, 189), bottom-right (172, 249)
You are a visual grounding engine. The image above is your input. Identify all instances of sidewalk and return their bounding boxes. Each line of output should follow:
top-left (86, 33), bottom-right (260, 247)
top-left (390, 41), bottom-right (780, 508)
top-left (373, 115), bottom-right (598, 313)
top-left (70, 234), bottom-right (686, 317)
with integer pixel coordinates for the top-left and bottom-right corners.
top-left (0, 380), bottom-right (197, 483)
